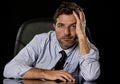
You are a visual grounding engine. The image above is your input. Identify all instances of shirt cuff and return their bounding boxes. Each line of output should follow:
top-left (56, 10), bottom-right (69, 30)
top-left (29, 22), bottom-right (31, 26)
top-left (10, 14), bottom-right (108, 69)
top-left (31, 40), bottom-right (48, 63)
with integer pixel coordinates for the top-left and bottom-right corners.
top-left (18, 65), bottom-right (32, 78)
top-left (78, 49), bottom-right (99, 65)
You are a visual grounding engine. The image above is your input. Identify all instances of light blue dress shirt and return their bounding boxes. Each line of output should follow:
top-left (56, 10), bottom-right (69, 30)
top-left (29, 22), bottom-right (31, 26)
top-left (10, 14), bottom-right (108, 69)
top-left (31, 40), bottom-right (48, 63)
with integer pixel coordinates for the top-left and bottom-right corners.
top-left (3, 31), bottom-right (100, 81)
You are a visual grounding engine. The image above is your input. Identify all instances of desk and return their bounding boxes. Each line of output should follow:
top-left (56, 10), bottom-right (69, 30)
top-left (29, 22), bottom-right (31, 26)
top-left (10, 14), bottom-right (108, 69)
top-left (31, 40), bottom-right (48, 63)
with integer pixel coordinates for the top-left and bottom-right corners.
top-left (3, 75), bottom-right (98, 84)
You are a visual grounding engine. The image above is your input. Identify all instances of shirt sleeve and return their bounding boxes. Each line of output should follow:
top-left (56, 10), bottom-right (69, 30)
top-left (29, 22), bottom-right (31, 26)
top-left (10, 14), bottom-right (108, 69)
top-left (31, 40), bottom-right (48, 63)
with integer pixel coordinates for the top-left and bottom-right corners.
top-left (78, 43), bottom-right (100, 81)
top-left (3, 35), bottom-right (41, 78)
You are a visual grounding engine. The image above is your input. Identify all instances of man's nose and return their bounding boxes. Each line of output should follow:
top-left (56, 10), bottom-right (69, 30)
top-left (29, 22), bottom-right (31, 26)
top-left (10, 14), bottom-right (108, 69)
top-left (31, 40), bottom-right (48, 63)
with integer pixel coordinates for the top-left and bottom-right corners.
top-left (64, 28), bottom-right (70, 35)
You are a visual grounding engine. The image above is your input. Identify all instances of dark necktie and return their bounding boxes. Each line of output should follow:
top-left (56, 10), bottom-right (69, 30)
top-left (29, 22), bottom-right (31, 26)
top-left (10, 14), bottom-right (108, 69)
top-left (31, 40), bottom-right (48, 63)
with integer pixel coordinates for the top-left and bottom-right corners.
top-left (54, 50), bottom-right (67, 70)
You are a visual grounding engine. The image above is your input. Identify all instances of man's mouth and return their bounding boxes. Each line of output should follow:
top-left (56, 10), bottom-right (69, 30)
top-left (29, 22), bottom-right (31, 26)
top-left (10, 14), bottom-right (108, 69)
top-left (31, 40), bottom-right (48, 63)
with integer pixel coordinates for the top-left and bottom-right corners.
top-left (62, 37), bottom-right (72, 41)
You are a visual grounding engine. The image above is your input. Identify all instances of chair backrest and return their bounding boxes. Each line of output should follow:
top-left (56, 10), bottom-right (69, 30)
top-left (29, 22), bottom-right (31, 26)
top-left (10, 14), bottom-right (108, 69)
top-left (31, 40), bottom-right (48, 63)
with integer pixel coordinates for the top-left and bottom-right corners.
top-left (14, 18), bottom-right (54, 56)
top-left (14, 18), bottom-right (92, 56)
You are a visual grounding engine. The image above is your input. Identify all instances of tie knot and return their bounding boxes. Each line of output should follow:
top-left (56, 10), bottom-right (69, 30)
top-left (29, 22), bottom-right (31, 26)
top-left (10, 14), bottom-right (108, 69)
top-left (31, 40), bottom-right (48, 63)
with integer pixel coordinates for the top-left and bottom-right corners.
top-left (59, 50), bottom-right (67, 59)
top-left (59, 50), bottom-right (67, 55)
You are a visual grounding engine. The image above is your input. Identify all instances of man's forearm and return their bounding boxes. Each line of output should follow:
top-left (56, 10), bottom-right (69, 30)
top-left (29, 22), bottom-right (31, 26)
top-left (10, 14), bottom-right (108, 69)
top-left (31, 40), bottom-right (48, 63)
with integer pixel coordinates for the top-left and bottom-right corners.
top-left (78, 33), bottom-right (90, 55)
top-left (22, 68), bottom-right (75, 82)
top-left (22, 68), bottom-right (45, 79)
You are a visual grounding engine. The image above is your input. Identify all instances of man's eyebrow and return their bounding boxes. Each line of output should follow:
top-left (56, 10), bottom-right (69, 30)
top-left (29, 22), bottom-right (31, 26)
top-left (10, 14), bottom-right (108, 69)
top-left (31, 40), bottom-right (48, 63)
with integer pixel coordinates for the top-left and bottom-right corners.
top-left (56, 22), bottom-right (76, 26)
top-left (70, 22), bottom-right (76, 25)
top-left (56, 23), bottom-right (64, 25)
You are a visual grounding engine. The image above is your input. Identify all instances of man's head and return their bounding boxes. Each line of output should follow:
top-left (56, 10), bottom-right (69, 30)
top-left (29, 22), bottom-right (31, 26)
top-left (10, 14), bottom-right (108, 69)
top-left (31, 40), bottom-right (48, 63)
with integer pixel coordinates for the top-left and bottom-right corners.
top-left (53, 1), bottom-right (84, 50)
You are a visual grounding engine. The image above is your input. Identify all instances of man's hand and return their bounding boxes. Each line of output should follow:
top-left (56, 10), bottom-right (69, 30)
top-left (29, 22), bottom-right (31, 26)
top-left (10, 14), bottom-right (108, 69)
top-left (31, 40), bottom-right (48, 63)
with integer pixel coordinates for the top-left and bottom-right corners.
top-left (73, 9), bottom-right (86, 39)
top-left (44, 70), bottom-right (75, 83)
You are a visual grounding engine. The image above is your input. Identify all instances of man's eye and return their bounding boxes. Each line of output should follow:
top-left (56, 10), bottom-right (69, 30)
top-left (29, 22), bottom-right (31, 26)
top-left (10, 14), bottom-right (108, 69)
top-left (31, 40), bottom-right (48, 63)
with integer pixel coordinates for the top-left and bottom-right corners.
top-left (57, 24), bottom-right (64, 28)
top-left (70, 25), bottom-right (76, 29)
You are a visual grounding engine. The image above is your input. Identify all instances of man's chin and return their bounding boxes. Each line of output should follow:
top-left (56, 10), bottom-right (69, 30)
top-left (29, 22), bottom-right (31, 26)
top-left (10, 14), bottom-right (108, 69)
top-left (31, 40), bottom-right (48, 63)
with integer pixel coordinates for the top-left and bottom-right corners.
top-left (58, 39), bottom-right (77, 49)
top-left (61, 42), bottom-right (74, 49)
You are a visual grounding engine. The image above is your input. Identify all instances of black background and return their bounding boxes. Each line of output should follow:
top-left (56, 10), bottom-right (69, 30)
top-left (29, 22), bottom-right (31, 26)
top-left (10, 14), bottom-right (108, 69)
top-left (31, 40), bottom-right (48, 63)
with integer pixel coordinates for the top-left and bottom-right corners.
top-left (0, 0), bottom-right (113, 83)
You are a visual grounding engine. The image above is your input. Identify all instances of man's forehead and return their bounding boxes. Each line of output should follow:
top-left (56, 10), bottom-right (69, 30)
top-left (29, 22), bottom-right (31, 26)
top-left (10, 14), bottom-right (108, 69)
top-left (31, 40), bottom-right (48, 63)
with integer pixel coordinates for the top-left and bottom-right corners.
top-left (56, 14), bottom-right (76, 25)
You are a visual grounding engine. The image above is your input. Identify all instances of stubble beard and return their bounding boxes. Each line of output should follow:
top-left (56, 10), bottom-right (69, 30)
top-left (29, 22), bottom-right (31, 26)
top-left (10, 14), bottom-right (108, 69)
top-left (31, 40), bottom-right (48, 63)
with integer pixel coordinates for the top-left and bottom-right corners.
top-left (58, 37), bottom-right (78, 49)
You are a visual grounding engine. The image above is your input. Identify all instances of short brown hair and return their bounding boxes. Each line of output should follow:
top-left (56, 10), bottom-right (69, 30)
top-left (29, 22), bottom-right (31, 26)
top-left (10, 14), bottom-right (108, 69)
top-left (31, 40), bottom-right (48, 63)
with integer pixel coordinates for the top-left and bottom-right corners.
top-left (53, 1), bottom-right (83, 24)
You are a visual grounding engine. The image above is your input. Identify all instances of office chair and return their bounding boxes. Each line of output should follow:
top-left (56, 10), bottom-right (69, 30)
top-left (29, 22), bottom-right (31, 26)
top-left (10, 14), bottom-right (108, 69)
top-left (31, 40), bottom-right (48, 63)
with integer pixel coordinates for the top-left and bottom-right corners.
top-left (14, 18), bottom-right (92, 56)
top-left (14, 18), bottom-right (53, 56)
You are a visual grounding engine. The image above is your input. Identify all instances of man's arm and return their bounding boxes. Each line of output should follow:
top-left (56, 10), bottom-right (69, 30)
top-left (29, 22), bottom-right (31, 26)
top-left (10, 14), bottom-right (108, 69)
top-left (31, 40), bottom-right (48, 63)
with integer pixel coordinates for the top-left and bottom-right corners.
top-left (73, 10), bottom-right (90, 55)
top-left (22, 68), bottom-right (75, 82)
top-left (73, 10), bottom-right (100, 81)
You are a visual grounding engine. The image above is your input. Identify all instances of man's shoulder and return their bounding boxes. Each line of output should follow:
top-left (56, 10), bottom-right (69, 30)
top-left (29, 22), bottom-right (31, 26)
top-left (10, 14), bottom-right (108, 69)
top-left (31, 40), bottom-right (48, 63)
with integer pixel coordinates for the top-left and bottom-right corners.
top-left (37, 30), bottom-right (55, 37)
top-left (34, 30), bottom-right (56, 41)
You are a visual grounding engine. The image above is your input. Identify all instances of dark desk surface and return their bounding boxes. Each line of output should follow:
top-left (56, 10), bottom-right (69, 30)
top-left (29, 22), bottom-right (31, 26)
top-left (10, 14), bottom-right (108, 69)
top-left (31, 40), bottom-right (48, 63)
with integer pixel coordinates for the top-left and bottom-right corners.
top-left (3, 79), bottom-right (98, 84)
top-left (2, 75), bottom-right (99, 84)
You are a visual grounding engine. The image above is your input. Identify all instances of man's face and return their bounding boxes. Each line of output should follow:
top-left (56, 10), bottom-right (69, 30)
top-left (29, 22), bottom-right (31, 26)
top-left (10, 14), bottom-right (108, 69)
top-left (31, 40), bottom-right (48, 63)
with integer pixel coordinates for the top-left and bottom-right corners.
top-left (54, 14), bottom-right (77, 49)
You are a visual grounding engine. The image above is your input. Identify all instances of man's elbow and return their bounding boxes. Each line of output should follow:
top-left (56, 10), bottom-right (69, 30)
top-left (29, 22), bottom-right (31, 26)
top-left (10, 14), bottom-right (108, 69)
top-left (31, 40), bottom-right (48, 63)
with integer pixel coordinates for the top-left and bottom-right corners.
top-left (3, 66), bottom-right (13, 78)
top-left (3, 68), bottom-right (11, 78)
top-left (83, 71), bottom-right (100, 81)
top-left (3, 65), bottom-right (18, 79)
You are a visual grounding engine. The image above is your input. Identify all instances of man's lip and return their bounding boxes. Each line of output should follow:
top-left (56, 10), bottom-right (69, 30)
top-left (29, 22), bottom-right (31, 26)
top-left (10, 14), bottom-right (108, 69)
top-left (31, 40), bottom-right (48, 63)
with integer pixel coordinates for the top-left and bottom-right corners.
top-left (62, 36), bottom-right (72, 39)
top-left (62, 38), bottom-right (72, 41)
top-left (63, 38), bottom-right (71, 39)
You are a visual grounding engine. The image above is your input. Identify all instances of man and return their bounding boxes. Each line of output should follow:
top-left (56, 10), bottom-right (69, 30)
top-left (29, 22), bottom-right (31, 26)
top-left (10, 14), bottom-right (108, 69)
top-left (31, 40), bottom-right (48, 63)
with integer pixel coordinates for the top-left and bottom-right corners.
top-left (3, 1), bottom-right (100, 82)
